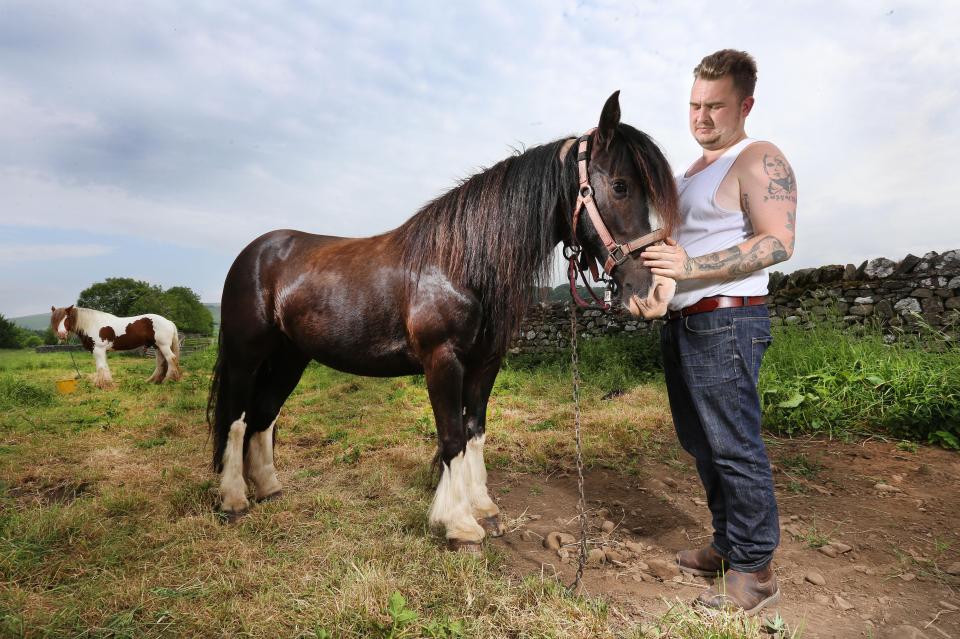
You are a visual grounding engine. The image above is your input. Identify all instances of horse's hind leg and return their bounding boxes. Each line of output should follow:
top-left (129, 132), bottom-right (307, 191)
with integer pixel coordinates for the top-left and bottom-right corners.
top-left (146, 349), bottom-right (166, 384)
top-left (243, 346), bottom-right (308, 502)
top-left (463, 358), bottom-right (504, 537)
top-left (425, 345), bottom-right (486, 550)
top-left (157, 342), bottom-right (181, 382)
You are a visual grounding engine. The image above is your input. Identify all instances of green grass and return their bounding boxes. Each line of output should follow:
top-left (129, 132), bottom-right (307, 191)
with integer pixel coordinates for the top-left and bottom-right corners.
top-left (759, 325), bottom-right (960, 446)
top-left (2, 321), bottom-right (954, 636)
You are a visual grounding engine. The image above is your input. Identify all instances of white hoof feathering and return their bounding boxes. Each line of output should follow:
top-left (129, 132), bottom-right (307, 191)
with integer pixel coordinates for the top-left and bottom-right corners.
top-left (93, 368), bottom-right (114, 389)
top-left (429, 451), bottom-right (485, 542)
top-left (220, 414), bottom-right (249, 513)
top-left (465, 435), bottom-right (499, 519)
top-left (246, 420), bottom-right (282, 500)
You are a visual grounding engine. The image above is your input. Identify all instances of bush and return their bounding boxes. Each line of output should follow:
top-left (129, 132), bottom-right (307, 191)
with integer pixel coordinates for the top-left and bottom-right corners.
top-left (0, 315), bottom-right (19, 349)
top-left (505, 331), bottom-right (662, 393)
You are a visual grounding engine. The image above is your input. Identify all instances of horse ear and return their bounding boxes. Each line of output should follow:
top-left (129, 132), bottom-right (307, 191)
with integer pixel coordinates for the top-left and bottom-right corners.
top-left (597, 90), bottom-right (621, 149)
top-left (67, 305), bottom-right (74, 313)
top-left (51, 305), bottom-right (56, 312)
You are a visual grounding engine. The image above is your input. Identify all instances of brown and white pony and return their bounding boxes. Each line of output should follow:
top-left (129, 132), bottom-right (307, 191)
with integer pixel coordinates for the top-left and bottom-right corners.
top-left (50, 305), bottom-right (182, 388)
top-left (208, 92), bottom-right (679, 549)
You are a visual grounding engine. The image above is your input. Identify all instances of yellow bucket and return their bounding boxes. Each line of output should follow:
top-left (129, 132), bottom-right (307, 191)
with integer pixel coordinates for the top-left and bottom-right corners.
top-left (56, 378), bottom-right (78, 394)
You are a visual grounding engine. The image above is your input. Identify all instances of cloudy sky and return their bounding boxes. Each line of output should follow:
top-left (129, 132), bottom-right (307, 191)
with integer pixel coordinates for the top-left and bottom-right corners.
top-left (1, 1), bottom-right (957, 318)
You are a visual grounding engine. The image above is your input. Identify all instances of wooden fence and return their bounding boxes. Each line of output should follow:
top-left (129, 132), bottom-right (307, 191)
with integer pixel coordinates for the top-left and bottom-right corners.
top-left (36, 335), bottom-right (215, 357)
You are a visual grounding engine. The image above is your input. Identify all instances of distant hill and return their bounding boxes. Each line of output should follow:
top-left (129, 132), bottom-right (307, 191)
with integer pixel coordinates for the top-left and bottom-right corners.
top-left (11, 304), bottom-right (222, 333)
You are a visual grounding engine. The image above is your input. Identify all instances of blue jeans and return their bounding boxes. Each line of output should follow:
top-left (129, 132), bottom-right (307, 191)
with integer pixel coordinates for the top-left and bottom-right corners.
top-left (660, 304), bottom-right (779, 572)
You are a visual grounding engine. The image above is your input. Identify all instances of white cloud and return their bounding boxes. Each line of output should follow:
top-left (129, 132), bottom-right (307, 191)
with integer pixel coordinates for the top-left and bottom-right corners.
top-left (0, 0), bottom-right (958, 316)
top-left (0, 242), bottom-right (111, 262)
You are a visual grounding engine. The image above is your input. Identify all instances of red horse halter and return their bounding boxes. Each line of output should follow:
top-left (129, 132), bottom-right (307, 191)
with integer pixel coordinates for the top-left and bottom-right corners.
top-left (565, 129), bottom-right (667, 308)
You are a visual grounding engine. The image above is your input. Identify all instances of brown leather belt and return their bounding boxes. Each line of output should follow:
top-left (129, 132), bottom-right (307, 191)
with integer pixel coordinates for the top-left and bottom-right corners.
top-left (667, 295), bottom-right (768, 320)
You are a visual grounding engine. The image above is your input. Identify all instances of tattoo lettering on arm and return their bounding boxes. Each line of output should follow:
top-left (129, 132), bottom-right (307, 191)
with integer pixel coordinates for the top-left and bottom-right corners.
top-left (762, 154), bottom-right (797, 203)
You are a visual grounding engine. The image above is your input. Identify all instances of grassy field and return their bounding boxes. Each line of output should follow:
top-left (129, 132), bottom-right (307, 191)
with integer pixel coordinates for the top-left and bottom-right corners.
top-left (1, 326), bottom-right (955, 637)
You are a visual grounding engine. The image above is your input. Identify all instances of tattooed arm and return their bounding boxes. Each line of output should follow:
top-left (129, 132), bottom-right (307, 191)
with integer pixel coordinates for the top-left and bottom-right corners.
top-left (642, 142), bottom-right (797, 281)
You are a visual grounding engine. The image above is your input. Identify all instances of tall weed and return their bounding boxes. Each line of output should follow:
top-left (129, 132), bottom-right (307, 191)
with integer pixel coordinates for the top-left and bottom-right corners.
top-left (760, 325), bottom-right (960, 446)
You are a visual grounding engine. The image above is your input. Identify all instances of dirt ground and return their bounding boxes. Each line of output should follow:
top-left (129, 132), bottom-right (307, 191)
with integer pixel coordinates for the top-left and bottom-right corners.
top-left (488, 438), bottom-right (960, 638)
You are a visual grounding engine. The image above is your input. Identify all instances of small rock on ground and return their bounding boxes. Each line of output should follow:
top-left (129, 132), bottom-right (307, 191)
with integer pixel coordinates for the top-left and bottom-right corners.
top-left (805, 571), bottom-right (826, 586)
top-left (647, 559), bottom-right (678, 580)
top-left (880, 625), bottom-right (929, 639)
top-left (543, 531), bottom-right (576, 550)
top-left (875, 482), bottom-right (903, 493)
top-left (834, 594), bottom-right (855, 611)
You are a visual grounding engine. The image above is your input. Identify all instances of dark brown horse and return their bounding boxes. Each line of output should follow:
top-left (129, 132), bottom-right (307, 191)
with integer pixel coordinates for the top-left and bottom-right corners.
top-left (207, 92), bottom-right (679, 549)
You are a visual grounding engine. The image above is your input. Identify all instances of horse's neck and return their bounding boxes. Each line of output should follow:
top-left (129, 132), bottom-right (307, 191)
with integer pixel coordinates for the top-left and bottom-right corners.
top-left (74, 308), bottom-right (114, 335)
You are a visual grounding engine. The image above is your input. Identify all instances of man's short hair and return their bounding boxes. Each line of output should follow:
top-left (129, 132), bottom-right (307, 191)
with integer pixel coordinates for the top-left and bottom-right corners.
top-left (694, 49), bottom-right (757, 100)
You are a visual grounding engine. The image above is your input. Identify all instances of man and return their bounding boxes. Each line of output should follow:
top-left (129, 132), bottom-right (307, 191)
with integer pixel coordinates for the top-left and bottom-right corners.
top-left (640, 49), bottom-right (797, 615)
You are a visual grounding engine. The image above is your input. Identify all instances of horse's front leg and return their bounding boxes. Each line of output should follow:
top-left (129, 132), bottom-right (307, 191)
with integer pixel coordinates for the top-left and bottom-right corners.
top-left (92, 346), bottom-right (114, 389)
top-left (424, 345), bottom-right (486, 551)
top-left (463, 358), bottom-right (504, 537)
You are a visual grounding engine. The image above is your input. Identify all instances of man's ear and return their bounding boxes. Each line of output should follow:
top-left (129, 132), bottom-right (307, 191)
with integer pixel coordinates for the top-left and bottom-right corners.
top-left (741, 96), bottom-right (755, 118)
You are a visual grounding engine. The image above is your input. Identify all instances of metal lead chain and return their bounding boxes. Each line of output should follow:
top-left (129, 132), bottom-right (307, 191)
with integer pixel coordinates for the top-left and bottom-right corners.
top-left (567, 301), bottom-right (588, 594)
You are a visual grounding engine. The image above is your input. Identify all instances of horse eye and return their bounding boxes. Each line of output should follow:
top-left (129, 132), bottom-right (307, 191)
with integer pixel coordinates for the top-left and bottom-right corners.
top-left (612, 180), bottom-right (627, 194)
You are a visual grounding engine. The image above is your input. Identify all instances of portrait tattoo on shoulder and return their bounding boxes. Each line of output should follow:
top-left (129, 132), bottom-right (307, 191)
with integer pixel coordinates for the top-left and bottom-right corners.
top-left (762, 154), bottom-right (797, 203)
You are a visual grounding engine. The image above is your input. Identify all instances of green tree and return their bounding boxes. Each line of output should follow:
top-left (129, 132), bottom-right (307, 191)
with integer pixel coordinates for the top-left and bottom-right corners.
top-left (41, 328), bottom-right (59, 345)
top-left (78, 278), bottom-right (158, 316)
top-left (0, 314), bottom-right (21, 348)
top-left (129, 286), bottom-right (213, 335)
top-left (162, 286), bottom-right (213, 335)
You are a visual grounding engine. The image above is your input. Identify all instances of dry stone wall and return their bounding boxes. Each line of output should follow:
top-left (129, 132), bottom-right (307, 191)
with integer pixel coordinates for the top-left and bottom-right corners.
top-left (510, 249), bottom-right (960, 355)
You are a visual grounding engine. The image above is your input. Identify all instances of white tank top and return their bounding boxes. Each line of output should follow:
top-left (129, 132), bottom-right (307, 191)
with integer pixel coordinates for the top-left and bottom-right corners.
top-left (669, 137), bottom-right (768, 311)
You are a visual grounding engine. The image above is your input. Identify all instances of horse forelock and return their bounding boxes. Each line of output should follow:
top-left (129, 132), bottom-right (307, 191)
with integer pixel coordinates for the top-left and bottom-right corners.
top-left (397, 139), bottom-right (576, 352)
top-left (615, 123), bottom-right (680, 237)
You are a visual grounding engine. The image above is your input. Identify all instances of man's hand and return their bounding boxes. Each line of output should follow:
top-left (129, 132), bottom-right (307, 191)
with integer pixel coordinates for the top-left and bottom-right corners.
top-left (641, 238), bottom-right (693, 280)
top-left (636, 274), bottom-right (677, 319)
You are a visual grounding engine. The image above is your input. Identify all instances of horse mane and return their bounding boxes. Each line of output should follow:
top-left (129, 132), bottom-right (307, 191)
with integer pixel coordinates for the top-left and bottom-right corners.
top-left (396, 124), bottom-right (677, 354)
top-left (71, 307), bottom-right (114, 340)
top-left (396, 138), bottom-right (576, 353)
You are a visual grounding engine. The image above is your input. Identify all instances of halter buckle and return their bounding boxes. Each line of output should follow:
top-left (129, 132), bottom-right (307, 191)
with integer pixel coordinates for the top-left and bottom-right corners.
top-left (608, 244), bottom-right (628, 266)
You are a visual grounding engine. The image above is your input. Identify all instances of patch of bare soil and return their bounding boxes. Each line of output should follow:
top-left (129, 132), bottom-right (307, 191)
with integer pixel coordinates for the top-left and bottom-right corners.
top-left (8, 476), bottom-right (94, 506)
top-left (489, 439), bottom-right (960, 638)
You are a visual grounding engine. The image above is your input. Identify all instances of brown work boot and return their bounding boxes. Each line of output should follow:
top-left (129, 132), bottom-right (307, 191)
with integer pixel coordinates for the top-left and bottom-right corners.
top-left (695, 564), bottom-right (781, 616)
top-left (676, 545), bottom-right (727, 577)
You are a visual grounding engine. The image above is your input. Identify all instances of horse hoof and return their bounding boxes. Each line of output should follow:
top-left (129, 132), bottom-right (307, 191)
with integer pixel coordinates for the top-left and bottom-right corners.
top-left (217, 508), bottom-right (248, 524)
top-left (256, 490), bottom-right (283, 503)
top-left (447, 539), bottom-right (483, 554)
top-left (479, 515), bottom-right (505, 537)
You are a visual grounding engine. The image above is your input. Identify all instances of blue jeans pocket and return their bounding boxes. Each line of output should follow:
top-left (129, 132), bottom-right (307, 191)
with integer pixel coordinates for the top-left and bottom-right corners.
top-left (735, 316), bottom-right (773, 382)
top-left (680, 315), bottom-right (736, 387)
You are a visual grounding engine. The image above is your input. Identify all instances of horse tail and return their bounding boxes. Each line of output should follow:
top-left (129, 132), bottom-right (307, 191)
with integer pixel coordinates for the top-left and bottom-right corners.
top-left (171, 324), bottom-right (181, 359)
top-left (206, 330), bottom-right (229, 472)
